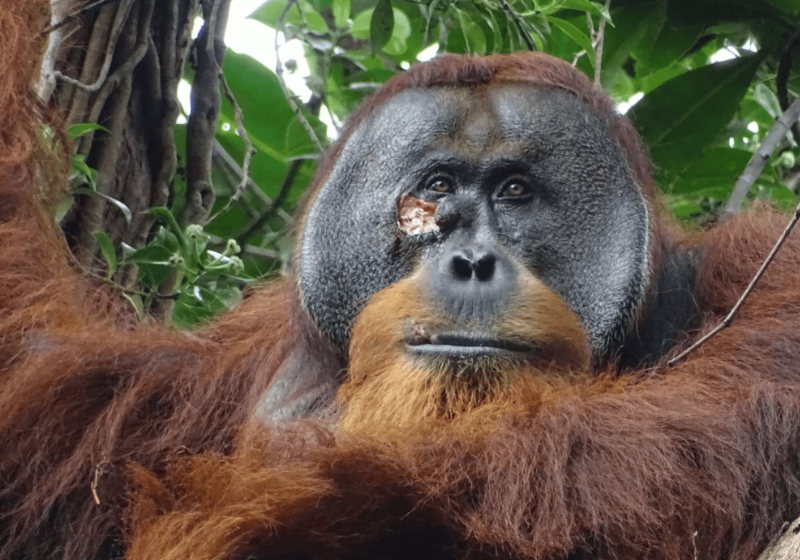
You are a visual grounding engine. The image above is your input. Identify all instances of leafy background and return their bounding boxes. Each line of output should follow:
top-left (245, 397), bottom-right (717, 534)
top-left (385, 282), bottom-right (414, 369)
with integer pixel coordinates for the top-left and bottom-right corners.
top-left (64, 0), bottom-right (800, 325)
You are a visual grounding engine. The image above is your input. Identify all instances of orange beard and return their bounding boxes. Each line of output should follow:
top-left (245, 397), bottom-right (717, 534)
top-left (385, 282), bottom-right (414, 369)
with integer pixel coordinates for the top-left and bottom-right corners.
top-left (338, 273), bottom-right (592, 439)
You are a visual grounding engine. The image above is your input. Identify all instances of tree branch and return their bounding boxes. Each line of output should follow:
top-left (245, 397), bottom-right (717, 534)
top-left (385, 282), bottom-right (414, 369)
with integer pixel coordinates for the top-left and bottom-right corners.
top-left (236, 159), bottom-right (302, 248)
top-left (206, 75), bottom-right (256, 223)
top-left (53, 0), bottom-right (135, 93)
top-left (776, 26), bottom-right (800, 146)
top-left (41, 0), bottom-right (122, 35)
top-left (154, 0), bottom-right (230, 320)
top-left (668, 199), bottom-right (800, 366)
top-left (235, 94), bottom-right (320, 246)
top-left (181, 0), bottom-right (230, 228)
top-left (37, 0), bottom-right (69, 102)
top-left (72, 0), bottom-right (153, 267)
top-left (211, 140), bottom-right (294, 224)
top-left (722, 94), bottom-right (800, 219)
top-left (592, 0), bottom-right (611, 86)
top-left (78, 0), bottom-right (153, 154)
top-left (757, 515), bottom-right (800, 559)
top-left (116, 0), bottom-right (192, 288)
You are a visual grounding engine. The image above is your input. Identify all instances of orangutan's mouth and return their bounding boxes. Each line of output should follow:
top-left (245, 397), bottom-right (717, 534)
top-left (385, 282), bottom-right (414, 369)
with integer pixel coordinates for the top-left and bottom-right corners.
top-left (404, 333), bottom-right (533, 359)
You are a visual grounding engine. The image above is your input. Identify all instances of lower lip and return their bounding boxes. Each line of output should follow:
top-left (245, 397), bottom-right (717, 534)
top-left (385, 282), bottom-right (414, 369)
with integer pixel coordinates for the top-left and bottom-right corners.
top-left (405, 344), bottom-right (529, 359)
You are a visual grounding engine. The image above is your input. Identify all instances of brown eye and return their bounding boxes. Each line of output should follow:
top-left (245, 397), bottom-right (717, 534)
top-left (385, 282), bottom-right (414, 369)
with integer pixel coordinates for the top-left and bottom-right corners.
top-left (501, 182), bottom-right (528, 197)
top-left (430, 179), bottom-right (452, 193)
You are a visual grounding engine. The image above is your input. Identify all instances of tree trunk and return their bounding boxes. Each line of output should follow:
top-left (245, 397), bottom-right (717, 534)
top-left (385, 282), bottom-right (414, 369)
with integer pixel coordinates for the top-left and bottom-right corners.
top-left (42, 0), bottom-right (229, 290)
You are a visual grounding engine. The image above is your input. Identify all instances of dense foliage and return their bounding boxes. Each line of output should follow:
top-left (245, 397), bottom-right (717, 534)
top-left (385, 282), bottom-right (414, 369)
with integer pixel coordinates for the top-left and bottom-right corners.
top-left (63, 0), bottom-right (800, 325)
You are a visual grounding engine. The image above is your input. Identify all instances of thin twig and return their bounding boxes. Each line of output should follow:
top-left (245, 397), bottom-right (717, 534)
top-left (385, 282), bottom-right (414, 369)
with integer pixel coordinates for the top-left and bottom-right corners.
top-left (668, 200), bottom-right (800, 367)
top-left (233, 94), bottom-right (320, 240)
top-left (498, 0), bottom-right (535, 51)
top-left (776, 26), bottom-right (800, 146)
top-left (90, 466), bottom-right (101, 505)
top-left (722, 94), bottom-right (800, 219)
top-left (275, 0), bottom-right (324, 152)
top-left (593, 0), bottom-right (610, 86)
top-left (236, 159), bottom-right (303, 247)
top-left (207, 76), bottom-right (256, 223)
top-left (52, 0), bottom-right (135, 92)
top-left (211, 140), bottom-right (294, 223)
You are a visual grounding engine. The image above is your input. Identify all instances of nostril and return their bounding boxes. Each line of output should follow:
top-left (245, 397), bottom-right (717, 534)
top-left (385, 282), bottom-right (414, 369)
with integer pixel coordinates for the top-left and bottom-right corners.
top-left (473, 253), bottom-right (496, 282)
top-left (451, 254), bottom-right (474, 281)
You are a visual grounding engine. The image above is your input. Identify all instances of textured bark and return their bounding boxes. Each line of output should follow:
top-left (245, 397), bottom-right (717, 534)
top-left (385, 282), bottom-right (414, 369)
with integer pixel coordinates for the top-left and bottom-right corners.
top-left (49, 0), bottom-right (201, 276)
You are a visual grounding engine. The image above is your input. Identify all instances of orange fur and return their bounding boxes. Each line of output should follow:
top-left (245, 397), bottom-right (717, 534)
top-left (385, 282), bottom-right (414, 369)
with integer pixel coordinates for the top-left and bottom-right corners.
top-left (126, 211), bottom-right (800, 560)
top-left (340, 270), bottom-right (591, 436)
top-left (2, 3), bottom-right (800, 560)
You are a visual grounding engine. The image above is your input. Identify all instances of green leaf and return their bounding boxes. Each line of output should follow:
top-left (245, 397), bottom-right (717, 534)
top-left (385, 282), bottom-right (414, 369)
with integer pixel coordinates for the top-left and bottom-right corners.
top-left (71, 155), bottom-right (96, 187)
top-left (643, 22), bottom-right (704, 70)
top-left (55, 195), bottom-right (74, 222)
top-left (505, 17), bottom-right (523, 53)
top-left (148, 207), bottom-right (188, 253)
top-left (121, 293), bottom-right (144, 321)
top-left (481, 7), bottom-right (502, 53)
top-left (668, 148), bottom-right (750, 194)
top-left (68, 123), bottom-right (110, 140)
top-left (249, 0), bottom-right (328, 33)
top-left (668, 197), bottom-right (704, 219)
top-left (383, 7), bottom-right (411, 56)
top-left (370, 0), bottom-right (394, 56)
top-left (333, 0), bottom-right (350, 27)
top-left (353, 5), bottom-right (409, 55)
top-left (219, 52), bottom-right (305, 165)
top-left (74, 187), bottom-right (132, 223)
top-left (752, 83), bottom-right (781, 119)
top-left (599, 1), bottom-right (665, 88)
top-left (351, 9), bottom-right (371, 37)
top-left (756, 183), bottom-right (798, 209)
top-left (153, 226), bottom-right (181, 254)
top-left (93, 231), bottom-right (117, 278)
top-left (766, 0), bottom-right (800, 15)
top-left (438, 19), bottom-right (448, 51)
top-left (349, 8), bottom-right (412, 54)
top-left (129, 244), bottom-right (174, 287)
top-left (423, 0), bottom-right (439, 43)
top-left (217, 51), bottom-right (320, 206)
top-left (173, 282), bottom-right (243, 329)
top-left (460, 3), bottom-right (500, 54)
top-left (548, 17), bottom-right (594, 66)
top-left (521, 15), bottom-right (548, 50)
top-left (456, 8), bottom-right (487, 55)
top-left (629, 54), bottom-right (764, 180)
top-left (550, 0), bottom-right (612, 23)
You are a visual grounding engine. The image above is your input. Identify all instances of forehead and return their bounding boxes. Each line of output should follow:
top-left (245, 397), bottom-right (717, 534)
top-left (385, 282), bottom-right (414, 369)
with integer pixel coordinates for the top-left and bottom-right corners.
top-left (352, 83), bottom-right (606, 158)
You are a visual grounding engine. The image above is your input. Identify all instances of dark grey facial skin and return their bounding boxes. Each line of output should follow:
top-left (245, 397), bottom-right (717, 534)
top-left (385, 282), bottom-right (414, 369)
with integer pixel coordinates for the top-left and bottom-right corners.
top-left (299, 84), bottom-right (650, 361)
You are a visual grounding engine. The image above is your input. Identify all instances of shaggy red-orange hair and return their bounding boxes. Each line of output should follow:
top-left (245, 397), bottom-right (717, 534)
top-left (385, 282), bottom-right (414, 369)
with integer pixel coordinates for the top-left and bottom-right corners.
top-left (1, 2), bottom-right (800, 560)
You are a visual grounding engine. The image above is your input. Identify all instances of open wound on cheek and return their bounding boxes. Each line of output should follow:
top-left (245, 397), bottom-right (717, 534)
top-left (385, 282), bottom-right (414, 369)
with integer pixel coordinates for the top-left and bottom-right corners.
top-left (397, 194), bottom-right (439, 235)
